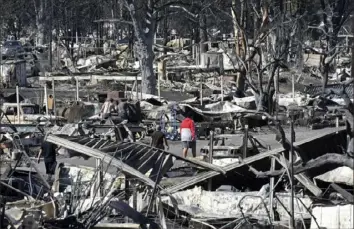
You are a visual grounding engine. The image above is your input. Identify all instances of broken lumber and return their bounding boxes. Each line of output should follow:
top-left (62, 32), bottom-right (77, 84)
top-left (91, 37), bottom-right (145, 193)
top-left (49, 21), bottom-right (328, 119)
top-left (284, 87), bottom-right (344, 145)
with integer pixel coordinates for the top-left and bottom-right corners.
top-left (254, 154), bottom-right (354, 178)
top-left (330, 183), bottom-right (354, 202)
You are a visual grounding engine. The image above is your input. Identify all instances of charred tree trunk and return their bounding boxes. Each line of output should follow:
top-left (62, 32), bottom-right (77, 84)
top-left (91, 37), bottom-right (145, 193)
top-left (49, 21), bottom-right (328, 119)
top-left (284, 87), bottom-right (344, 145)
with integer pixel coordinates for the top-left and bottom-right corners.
top-left (136, 38), bottom-right (156, 95)
top-left (321, 54), bottom-right (330, 91)
top-left (161, 2), bottom-right (168, 80)
top-left (351, 18), bottom-right (354, 79)
top-left (231, 0), bottom-right (246, 91)
top-left (125, 0), bottom-right (157, 95)
top-left (199, 11), bottom-right (208, 56)
top-left (35, 0), bottom-right (46, 46)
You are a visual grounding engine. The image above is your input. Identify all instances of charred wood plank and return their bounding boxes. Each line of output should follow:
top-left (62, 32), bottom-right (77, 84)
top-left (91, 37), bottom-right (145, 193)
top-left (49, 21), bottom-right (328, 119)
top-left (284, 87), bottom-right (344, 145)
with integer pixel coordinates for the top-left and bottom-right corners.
top-left (255, 154), bottom-right (354, 177)
top-left (278, 154), bottom-right (322, 197)
top-left (330, 183), bottom-right (354, 202)
top-left (294, 173), bottom-right (322, 197)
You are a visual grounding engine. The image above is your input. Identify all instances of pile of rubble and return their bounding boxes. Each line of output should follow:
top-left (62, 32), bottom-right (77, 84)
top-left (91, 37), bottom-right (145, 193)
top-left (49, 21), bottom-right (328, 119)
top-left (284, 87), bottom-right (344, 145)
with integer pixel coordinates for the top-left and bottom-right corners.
top-left (1, 34), bottom-right (354, 229)
top-left (1, 76), bottom-right (354, 229)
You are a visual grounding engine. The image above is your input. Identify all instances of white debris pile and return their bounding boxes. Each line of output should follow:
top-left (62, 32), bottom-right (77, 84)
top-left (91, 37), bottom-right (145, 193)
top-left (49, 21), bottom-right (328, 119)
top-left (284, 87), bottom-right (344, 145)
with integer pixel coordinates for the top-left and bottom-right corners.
top-left (277, 92), bottom-right (311, 107)
top-left (162, 186), bottom-right (312, 220)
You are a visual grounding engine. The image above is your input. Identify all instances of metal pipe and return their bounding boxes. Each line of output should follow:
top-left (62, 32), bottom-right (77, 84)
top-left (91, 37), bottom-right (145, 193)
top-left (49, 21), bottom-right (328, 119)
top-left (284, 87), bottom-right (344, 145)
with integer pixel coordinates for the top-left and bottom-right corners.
top-left (200, 76), bottom-right (203, 106)
top-left (269, 156), bottom-right (275, 220)
top-left (275, 67), bottom-right (279, 117)
top-left (49, 0), bottom-right (53, 71)
top-left (158, 69), bottom-right (161, 100)
top-left (44, 84), bottom-right (48, 115)
top-left (243, 124), bottom-right (249, 159)
top-left (292, 74), bottom-right (295, 99)
top-left (96, 158), bottom-right (102, 197)
top-left (52, 78), bottom-right (55, 115)
top-left (221, 75), bottom-right (223, 101)
top-left (208, 131), bottom-right (214, 191)
top-left (135, 73), bottom-right (138, 100)
top-left (16, 85), bottom-right (20, 123)
top-left (289, 116), bottom-right (295, 229)
top-left (146, 155), bottom-right (165, 216)
top-left (76, 78), bottom-right (79, 101)
top-left (351, 15), bottom-right (354, 229)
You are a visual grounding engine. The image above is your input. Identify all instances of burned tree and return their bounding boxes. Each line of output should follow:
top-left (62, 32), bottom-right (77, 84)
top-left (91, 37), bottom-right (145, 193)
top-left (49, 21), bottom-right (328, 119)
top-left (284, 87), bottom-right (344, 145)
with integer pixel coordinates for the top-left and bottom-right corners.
top-left (224, 0), bottom-right (294, 112)
top-left (33, 0), bottom-right (46, 45)
top-left (306, 0), bottom-right (353, 91)
top-left (122, 0), bottom-right (219, 95)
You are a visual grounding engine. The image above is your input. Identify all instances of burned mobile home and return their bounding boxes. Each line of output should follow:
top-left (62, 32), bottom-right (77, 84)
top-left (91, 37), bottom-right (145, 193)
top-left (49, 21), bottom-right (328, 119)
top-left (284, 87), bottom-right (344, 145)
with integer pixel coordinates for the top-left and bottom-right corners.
top-left (1, 1), bottom-right (354, 227)
top-left (1, 51), bottom-right (354, 228)
top-left (1, 87), bottom-right (354, 228)
top-left (1, 49), bottom-right (354, 228)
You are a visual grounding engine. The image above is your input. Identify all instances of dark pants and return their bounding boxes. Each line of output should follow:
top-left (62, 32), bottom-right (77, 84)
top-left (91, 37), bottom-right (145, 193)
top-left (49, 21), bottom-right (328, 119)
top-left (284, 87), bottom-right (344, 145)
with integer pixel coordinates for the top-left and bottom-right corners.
top-left (182, 141), bottom-right (196, 157)
top-left (45, 161), bottom-right (57, 175)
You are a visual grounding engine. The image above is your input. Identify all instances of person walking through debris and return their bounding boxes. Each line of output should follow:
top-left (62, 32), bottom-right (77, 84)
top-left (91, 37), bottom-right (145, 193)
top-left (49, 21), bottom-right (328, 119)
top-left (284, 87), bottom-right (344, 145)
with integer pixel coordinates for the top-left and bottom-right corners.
top-left (151, 125), bottom-right (169, 150)
top-left (180, 114), bottom-right (196, 158)
top-left (37, 140), bottom-right (58, 180)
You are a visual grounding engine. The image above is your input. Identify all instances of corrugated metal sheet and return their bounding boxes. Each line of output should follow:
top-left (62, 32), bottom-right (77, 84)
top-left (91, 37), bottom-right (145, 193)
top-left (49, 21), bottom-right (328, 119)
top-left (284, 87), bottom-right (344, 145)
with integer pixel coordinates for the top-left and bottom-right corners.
top-left (303, 84), bottom-right (354, 98)
top-left (311, 205), bottom-right (354, 229)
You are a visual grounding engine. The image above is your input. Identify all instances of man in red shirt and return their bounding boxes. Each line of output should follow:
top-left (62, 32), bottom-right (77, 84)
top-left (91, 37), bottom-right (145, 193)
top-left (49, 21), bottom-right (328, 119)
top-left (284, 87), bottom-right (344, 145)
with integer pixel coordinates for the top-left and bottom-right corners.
top-left (180, 115), bottom-right (196, 158)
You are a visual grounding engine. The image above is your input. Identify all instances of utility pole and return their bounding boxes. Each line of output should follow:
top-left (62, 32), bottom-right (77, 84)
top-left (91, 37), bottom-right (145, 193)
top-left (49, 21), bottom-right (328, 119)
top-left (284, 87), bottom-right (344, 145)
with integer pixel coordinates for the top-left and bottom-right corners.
top-left (351, 14), bottom-right (354, 229)
top-left (49, 0), bottom-right (53, 71)
top-left (16, 86), bottom-right (20, 123)
top-left (289, 112), bottom-right (295, 229)
top-left (351, 15), bottom-right (354, 79)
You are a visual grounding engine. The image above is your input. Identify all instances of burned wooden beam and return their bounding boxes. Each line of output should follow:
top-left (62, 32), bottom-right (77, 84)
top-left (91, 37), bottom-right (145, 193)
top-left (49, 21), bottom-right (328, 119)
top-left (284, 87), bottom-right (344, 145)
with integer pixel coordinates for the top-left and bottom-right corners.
top-left (278, 154), bottom-right (323, 197)
top-left (255, 154), bottom-right (354, 177)
top-left (330, 183), bottom-right (354, 202)
top-left (295, 173), bottom-right (322, 197)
